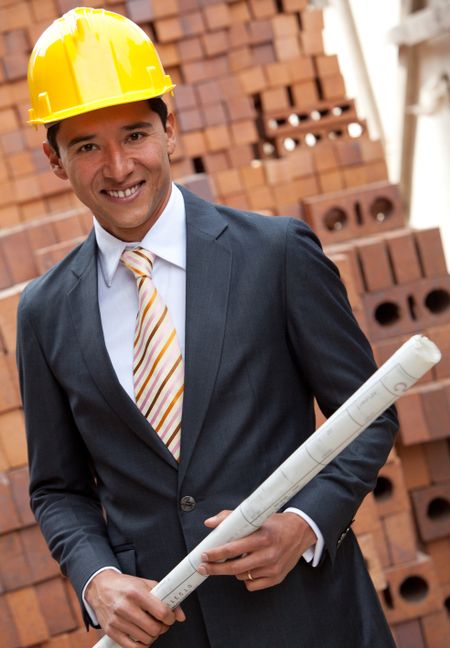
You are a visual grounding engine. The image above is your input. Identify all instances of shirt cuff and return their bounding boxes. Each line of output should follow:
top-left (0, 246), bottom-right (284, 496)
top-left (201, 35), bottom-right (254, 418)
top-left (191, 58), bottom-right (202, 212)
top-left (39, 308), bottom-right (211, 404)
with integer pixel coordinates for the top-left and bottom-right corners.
top-left (284, 507), bottom-right (325, 567)
top-left (82, 566), bottom-right (122, 626)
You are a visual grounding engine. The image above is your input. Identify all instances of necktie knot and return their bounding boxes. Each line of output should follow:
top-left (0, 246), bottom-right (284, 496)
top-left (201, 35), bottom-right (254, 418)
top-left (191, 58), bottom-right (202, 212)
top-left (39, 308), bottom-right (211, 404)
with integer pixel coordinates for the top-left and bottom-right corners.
top-left (121, 247), bottom-right (154, 280)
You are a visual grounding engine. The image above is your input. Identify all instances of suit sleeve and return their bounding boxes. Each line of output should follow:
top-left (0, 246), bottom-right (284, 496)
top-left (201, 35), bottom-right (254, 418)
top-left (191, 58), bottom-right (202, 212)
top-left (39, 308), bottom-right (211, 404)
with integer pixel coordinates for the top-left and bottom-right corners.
top-left (16, 287), bottom-right (121, 618)
top-left (283, 219), bottom-right (398, 563)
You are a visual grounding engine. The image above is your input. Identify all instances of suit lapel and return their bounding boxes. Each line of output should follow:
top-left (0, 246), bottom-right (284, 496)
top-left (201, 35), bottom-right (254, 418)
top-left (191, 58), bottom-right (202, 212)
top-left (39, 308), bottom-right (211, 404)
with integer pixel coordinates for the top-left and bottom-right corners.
top-left (66, 231), bottom-right (178, 468)
top-left (178, 187), bottom-right (232, 484)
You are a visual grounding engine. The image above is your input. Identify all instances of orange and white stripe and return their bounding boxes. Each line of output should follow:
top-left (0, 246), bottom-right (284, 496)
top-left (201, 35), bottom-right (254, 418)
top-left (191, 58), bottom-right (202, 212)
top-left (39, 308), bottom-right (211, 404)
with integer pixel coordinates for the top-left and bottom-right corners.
top-left (121, 247), bottom-right (183, 461)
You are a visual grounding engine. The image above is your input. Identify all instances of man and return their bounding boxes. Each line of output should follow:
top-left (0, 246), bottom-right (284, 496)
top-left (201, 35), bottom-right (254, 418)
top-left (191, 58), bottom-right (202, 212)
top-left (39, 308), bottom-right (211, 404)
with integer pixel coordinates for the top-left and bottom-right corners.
top-left (18, 7), bottom-right (398, 648)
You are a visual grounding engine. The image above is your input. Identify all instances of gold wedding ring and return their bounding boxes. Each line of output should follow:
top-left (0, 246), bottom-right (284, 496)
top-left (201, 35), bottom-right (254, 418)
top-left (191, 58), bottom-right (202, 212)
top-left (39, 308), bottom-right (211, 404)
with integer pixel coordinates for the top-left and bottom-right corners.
top-left (247, 571), bottom-right (254, 581)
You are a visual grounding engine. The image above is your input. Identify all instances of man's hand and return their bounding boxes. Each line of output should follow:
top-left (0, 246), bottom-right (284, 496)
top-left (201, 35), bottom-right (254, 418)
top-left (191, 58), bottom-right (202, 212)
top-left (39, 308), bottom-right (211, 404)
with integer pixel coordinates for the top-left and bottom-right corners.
top-left (85, 570), bottom-right (185, 647)
top-left (197, 511), bottom-right (317, 591)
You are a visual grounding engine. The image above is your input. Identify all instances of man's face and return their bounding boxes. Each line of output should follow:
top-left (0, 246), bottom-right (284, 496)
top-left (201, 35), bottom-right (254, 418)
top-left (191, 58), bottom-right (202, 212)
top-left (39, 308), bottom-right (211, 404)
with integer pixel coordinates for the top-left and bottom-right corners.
top-left (44, 101), bottom-right (176, 241)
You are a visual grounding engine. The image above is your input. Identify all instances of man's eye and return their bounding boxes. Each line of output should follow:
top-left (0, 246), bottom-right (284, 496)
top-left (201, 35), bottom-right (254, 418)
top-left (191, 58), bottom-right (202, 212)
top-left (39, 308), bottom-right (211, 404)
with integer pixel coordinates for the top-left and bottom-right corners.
top-left (128, 132), bottom-right (146, 142)
top-left (78, 143), bottom-right (96, 153)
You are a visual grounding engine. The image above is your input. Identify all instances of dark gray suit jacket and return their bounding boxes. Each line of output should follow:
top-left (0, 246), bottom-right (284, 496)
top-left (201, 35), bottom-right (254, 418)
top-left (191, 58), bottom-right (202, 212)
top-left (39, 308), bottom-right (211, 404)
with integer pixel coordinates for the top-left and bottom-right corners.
top-left (17, 186), bottom-right (397, 647)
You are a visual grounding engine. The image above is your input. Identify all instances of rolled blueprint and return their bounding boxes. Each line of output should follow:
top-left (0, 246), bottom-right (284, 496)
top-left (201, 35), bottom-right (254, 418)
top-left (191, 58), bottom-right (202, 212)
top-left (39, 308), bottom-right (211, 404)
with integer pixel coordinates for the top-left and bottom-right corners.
top-left (95, 334), bottom-right (441, 648)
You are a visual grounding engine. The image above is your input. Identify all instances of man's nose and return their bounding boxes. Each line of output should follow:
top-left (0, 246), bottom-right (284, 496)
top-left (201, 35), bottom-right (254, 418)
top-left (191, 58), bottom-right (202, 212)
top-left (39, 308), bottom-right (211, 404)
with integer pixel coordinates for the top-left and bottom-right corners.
top-left (102, 146), bottom-right (134, 182)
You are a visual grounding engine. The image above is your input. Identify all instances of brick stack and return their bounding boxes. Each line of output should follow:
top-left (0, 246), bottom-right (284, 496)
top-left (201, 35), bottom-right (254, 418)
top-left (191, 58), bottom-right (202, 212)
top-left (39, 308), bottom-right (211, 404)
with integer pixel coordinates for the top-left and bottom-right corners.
top-left (0, 1), bottom-right (448, 646)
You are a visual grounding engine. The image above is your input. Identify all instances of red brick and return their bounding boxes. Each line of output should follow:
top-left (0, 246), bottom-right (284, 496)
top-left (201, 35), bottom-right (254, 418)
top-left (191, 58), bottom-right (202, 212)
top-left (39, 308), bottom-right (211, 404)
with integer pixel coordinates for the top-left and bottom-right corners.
top-left (229, 0), bottom-right (251, 23)
top-left (0, 531), bottom-right (33, 591)
top-left (280, 0), bottom-right (308, 9)
top-left (213, 169), bottom-right (243, 197)
top-left (320, 73), bottom-right (346, 99)
top-left (0, 205), bottom-right (21, 228)
top-left (415, 227), bottom-right (448, 278)
top-left (0, 410), bottom-right (27, 468)
top-left (204, 124), bottom-right (232, 152)
top-left (423, 439), bottom-right (450, 484)
top-left (426, 324), bottom-right (450, 380)
top-left (356, 238), bottom-right (394, 292)
top-left (201, 29), bottom-right (228, 57)
top-left (272, 13), bottom-right (298, 37)
top-left (180, 10), bottom-right (206, 37)
top-left (0, 595), bottom-right (20, 648)
top-left (177, 36), bottom-right (204, 62)
top-left (291, 80), bottom-right (319, 108)
top-left (228, 23), bottom-right (250, 50)
top-left (203, 2), bottom-right (231, 30)
top-left (0, 247), bottom-right (12, 291)
top-left (2, 2), bottom-right (34, 31)
top-left (315, 54), bottom-right (341, 77)
top-left (36, 578), bottom-right (78, 635)
top-left (249, 0), bottom-right (277, 18)
top-left (3, 53), bottom-right (29, 82)
top-left (9, 467), bottom-right (35, 527)
top-left (396, 442), bottom-right (431, 490)
top-left (227, 144), bottom-right (254, 169)
top-left (239, 66), bottom-right (267, 94)
top-left (384, 230), bottom-right (422, 284)
top-left (382, 552), bottom-right (442, 624)
top-left (149, 0), bottom-right (178, 18)
top-left (0, 108), bottom-right (20, 134)
top-left (1, 229), bottom-right (38, 283)
top-left (177, 108), bottom-right (205, 133)
top-left (410, 483), bottom-right (450, 542)
top-left (247, 18), bottom-right (273, 45)
top-left (126, 0), bottom-right (155, 22)
top-left (0, 353), bottom-right (21, 413)
top-left (383, 510), bottom-right (418, 565)
top-left (30, 0), bottom-right (57, 21)
top-left (274, 35), bottom-right (302, 61)
top-left (426, 538), bottom-right (450, 585)
top-left (52, 214), bottom-right (86, 243)
top-left (67, 627), bottom-right (104, 648)
top-left (0, 290), bottom-right (20, 354)
top-left (358, 532), bottom-right (386, 590)
top-left (0, 473), bottom-right (21, 533)
top-left (393, 619), bottom-right (426, 648)
top-left (182, 130), bottom-right (207, 158)
top-left (154, 16), bottom-right (183, 43)
top-left (421, 382), bottom-right (450, 441)
top-left (261, 87), bottom-right (290, 112)
top-left (6, 587), bottom-right (49, 645)
top-left (317, 169), bottom-right (345, 193)
top-left (202, 103), bottom-right (228, 128)
top-left (373, 457), bottom-right (410, 518)
top-left (396, 391), bottom-right (433, 446)
top-left (20, 199), bottom-right (48, 222)
top-left (230, 120), bottom-right (258, 146)
top-left (20, 525), bottom-right (60, 582)
top-left (173, 84), bottom-right (198, 112)
top-left (421, 609), bottom-right (450, 648)
top-left (202, 152), bottom-right (229, 174)
top-left (229, 46), bottom-right (255, 73)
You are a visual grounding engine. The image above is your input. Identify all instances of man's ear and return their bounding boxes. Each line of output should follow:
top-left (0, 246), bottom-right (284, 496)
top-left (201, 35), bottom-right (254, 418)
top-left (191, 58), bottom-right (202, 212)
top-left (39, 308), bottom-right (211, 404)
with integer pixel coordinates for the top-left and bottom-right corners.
top-left (166, 112), bottom-right (176, 157)
top-left (43, 142), bottom-right (68, 180)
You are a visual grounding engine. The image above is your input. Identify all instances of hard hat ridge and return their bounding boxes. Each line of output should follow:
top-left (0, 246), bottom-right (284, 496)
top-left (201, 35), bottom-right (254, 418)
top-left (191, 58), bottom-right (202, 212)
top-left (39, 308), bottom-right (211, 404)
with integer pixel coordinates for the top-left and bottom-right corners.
top-left (27, 7), bottom-right (175, 125)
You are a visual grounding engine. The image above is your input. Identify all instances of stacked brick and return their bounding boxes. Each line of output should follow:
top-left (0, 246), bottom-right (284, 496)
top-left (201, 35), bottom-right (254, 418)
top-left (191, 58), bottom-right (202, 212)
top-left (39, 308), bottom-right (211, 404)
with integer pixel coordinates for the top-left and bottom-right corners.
top-left (0, 1), bottom-right (448, 646)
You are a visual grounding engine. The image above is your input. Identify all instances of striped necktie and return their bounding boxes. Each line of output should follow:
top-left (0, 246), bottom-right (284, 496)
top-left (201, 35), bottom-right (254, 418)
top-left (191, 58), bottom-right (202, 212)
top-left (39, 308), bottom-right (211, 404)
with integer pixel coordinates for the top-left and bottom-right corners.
top-left (121, 247), bottom-right (183, 461)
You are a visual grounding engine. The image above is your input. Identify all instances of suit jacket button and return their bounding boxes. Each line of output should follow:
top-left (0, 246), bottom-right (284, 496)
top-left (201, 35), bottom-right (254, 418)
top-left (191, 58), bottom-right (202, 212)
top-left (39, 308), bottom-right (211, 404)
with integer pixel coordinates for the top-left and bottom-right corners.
top-left (180, 496), bottom-right (196, 512)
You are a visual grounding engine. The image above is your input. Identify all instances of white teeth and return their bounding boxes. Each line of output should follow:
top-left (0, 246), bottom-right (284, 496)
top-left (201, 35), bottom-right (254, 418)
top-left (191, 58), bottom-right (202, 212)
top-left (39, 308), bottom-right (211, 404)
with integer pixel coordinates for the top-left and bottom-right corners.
top-left (107, 184), bottom-right (140, 199)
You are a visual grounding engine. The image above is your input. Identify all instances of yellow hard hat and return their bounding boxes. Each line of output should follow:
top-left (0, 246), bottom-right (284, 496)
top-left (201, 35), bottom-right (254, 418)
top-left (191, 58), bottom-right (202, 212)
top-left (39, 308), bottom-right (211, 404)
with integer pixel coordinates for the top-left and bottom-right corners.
top-left (27, 7), bottom-right (175, 125)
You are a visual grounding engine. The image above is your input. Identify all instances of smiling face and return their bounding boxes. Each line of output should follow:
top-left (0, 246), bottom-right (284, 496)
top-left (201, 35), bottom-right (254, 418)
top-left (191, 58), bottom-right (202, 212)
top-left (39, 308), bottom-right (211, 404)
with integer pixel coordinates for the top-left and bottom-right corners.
top-left (43, 100), bottom-right (176, 241)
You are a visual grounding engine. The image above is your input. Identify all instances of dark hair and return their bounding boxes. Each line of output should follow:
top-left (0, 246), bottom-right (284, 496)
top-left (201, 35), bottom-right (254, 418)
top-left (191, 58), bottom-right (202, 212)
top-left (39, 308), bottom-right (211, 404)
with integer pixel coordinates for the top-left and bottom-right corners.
top-left (47, 97), bottom-right (169, 156)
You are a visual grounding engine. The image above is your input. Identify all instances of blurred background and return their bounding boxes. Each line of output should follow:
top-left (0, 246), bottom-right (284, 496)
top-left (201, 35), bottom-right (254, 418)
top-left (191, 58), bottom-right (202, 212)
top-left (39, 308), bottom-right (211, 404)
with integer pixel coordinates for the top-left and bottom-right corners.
top-left (0, 1), bottom-right (448, 647)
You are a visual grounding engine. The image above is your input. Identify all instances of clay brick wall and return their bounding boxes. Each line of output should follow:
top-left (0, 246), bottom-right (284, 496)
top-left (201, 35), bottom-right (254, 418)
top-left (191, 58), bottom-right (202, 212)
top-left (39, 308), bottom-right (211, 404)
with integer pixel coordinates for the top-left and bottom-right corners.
top-left (0, 1), bottom-right (448, 646)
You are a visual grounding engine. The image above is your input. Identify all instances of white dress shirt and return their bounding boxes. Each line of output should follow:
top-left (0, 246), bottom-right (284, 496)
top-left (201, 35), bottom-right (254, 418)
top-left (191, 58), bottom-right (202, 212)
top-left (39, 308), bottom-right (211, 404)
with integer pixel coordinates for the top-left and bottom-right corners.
top-left (83, 183), bottom-right (323, 622)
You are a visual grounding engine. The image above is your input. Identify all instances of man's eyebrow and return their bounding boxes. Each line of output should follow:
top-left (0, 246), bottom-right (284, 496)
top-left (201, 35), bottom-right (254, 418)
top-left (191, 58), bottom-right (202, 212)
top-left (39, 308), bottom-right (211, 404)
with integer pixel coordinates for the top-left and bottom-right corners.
top-left (122, 121), bottom-right (153, 131)
top-left (67, 134), bottom-right (97, 148)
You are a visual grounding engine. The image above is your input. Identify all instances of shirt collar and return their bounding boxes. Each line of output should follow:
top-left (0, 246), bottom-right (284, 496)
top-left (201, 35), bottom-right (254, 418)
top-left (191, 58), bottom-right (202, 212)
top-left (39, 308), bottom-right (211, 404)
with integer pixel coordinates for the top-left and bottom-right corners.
top-left (94, 183), bottom-right (186, 287)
